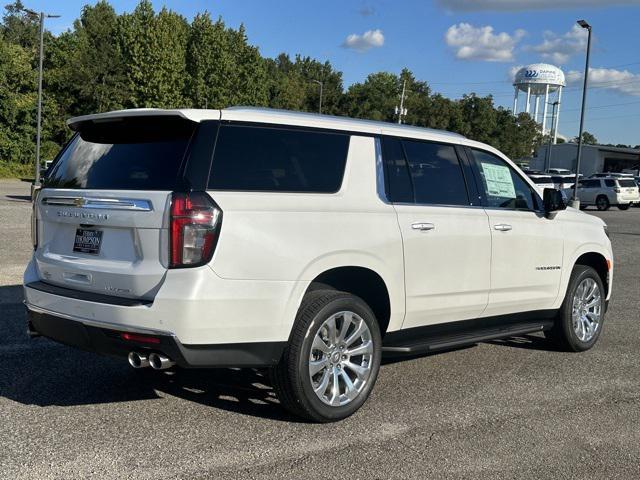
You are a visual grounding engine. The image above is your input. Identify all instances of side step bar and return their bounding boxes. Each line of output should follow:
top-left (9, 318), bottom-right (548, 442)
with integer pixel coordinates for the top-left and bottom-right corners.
top-left (382, 320), bottom-right (554, 355)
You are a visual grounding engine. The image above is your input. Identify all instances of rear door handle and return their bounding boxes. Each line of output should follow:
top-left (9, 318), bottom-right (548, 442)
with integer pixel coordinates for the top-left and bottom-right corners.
top-left (494, 224), bottom-right (512, 231)
top-left (412, 222), bottom-right (435, 231)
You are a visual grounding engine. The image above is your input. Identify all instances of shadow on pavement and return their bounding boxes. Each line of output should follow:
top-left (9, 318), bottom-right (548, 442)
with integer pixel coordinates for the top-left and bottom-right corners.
top-left (4, 194), bottom-right (31, 202)
top-left (0, 284), bottom-right (299, 422)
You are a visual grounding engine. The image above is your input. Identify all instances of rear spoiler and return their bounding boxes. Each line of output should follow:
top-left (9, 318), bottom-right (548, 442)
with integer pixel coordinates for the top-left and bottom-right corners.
top-left (67, 108), bottom-right (221, 131)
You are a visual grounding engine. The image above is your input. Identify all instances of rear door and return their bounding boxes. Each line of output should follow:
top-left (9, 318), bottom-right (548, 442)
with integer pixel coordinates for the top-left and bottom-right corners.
top-left (35, 115), bottom-right (210, 300)
top-left (382, 136), bottom-right (491, 329)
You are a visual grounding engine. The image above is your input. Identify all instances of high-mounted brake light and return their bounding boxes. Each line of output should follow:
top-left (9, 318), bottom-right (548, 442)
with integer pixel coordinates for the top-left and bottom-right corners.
top-left (170, 192), bottom-right (222, 268)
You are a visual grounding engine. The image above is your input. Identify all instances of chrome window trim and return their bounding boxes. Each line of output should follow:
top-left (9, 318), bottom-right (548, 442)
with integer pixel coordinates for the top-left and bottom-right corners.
top-left (41, 196), bottom-right (153, 211)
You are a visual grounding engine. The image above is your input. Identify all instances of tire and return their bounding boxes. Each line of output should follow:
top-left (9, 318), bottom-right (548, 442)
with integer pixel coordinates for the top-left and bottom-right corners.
top-left (545, 265), bottom-right (605, 352)
top-left (595, 195), bottom-right (610, 211)
top-left (271, 290), bottom-right (382, 422)
top-left (617, 204), bottom-right (630, 210)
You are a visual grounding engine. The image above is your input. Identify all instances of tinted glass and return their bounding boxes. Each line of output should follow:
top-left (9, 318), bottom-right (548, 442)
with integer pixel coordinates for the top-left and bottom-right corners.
top-left (469, 149), bottom-right (538, 210)
top-left (44, 117), bottom-right (196, 190)
top-left (582, 179), bottom-right (601, 188)
top-left (604, 179), bottom-right (616, 187)
top-left (381, 137), bottom-right (413, 203)
top-left (531, 177), bottom-right (552, 184)
top-left (208, 125), bottom-right (349, 192)
top-left (619, 179), bottom-right (637, 188)
top-left (401, 140), bottom-right (468, 205)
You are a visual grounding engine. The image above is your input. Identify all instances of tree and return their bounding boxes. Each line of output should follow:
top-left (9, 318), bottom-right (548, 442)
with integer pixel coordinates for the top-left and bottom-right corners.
top-left (119, 1), bottom-right (188, 108)
top-left (67, 1), bottom-right (129, 113)
top-left (0, 39), bottom-right (36, 164)
top-left (573, 131), bottom-right (598, 145)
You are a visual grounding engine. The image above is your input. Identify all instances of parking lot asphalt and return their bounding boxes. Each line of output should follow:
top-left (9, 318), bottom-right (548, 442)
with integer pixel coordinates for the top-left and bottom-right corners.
top-left (0, 178), bottom-right (639, 479)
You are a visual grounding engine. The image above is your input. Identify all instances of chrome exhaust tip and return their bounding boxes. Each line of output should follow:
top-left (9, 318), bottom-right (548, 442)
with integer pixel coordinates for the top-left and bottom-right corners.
top-left (128, 351), bottom-right (150, 369)
top-left (148, 352), bottom-right (175, 370)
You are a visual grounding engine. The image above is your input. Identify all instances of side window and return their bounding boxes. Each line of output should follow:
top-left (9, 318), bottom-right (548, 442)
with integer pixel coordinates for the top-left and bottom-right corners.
top-left (469, 149), bottom-right (538, 210)
top-left (584, 179), bottom-right (600, 188)
top-left (208, 125), bottom-right (349, 192)
top-left (401, 140), bottom-right (469, 206)
top-left (381, 137), bottom-right (413, 203)
top-left (604, 179), bottom-right (616, 188)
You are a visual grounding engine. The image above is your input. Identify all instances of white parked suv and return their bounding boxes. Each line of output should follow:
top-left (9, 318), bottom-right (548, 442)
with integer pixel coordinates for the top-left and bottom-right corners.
top-left (25, 108), bottom-right (613, 422)
top-left (568, 177), bottom-right (640, 210)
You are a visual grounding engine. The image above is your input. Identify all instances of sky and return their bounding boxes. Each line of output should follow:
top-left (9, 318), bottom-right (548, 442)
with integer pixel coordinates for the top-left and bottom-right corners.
top-left (23, 0), bottom-right (640, 146)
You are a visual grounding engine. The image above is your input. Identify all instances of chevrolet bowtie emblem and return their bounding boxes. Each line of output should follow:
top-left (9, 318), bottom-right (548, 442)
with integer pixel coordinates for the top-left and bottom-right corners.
top-left (73, 197), bottom-right (86, 207)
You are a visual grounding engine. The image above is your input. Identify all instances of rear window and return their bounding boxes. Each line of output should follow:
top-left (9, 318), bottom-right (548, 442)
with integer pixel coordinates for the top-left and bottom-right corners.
top-left (44, 117), bottom-right (197, 190)
top-left (208, 125), bottom-right (349, 193)
top-left (619, 179), bottom-right (637, 188)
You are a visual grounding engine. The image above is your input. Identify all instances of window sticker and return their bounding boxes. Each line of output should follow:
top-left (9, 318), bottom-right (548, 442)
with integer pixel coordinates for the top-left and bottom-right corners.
top-left (480, 162), bottom-right (516, 198)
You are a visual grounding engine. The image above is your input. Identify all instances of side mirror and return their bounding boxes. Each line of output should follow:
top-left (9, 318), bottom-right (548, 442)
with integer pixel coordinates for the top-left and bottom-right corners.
top-left (543, 188), bottom-right (567, 214)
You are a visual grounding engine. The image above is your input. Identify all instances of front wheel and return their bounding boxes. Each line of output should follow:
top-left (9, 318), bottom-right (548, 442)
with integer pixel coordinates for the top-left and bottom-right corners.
top-left (545, 265), bottom-right (605, 352)
top-left (271, 290), bottom-right (382, 422)
top-left (618, 204), bottom-right (630, 210)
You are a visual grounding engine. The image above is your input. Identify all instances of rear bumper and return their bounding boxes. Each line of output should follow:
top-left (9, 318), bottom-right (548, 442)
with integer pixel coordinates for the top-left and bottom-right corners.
top-left (26, 306), bottom-right (286, 368)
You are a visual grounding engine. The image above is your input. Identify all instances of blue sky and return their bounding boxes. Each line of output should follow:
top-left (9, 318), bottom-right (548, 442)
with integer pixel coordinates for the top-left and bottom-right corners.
top-left (25, 0), bottom-right (640, 145)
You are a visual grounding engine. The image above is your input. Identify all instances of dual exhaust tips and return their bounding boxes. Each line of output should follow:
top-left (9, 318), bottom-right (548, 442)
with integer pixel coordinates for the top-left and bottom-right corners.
top-left (128, 351), bottom-right (175, 370)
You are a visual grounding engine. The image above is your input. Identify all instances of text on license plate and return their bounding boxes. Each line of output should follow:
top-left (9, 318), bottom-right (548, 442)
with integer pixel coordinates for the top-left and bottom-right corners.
top-left (73, 228), bottom-right (103, 255)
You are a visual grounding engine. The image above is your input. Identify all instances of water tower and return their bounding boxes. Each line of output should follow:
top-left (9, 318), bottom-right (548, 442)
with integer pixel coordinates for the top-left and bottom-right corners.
top-left (513, 63), bottom-right (565, 143)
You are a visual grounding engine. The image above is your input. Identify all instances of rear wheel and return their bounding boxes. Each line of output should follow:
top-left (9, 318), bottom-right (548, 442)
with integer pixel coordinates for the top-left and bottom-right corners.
top-left (618, 204), bottom-right (630, 210)
top-left (545, 265), bottom-right (605, 352)
top-left (271, 290), bottom-right (382, 422)
top-left (596, 195), bottom-right (610, 211)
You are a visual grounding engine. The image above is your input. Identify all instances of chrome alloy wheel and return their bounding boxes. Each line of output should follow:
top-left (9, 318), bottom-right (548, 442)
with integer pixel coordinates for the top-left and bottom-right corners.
top-left (308, 311), bottom-right (374, 407)
top-left (571, 277), bottom-right (602, 342)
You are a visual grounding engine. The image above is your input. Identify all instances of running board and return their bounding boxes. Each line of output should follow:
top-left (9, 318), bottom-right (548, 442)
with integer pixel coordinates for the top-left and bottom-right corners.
top-left (382, 319), bottom-right (554, 355)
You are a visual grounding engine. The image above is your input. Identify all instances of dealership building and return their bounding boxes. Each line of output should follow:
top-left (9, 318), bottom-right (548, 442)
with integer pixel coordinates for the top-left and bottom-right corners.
top-left (530, 143), bottom-right (640, 176)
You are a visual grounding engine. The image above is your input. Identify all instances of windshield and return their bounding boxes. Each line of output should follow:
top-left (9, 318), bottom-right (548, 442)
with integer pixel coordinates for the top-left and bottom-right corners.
top-left (44, 117), bottom-right (197, 190)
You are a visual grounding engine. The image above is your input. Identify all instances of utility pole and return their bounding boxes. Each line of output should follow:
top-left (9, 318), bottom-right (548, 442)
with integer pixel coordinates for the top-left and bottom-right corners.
top-left (571, 19), bottom-right (592, 209)
top-left (544, 101), bottom-right (559, 173)
top-left (395, 80), bottom-right (407, 124)
top-left (20, 7), bottom-right (60, 188)
top-left (311, 80), bottom-right (323, 114)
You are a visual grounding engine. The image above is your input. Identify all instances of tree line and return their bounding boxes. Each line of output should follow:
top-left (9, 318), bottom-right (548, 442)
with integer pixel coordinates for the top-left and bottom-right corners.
top-left (1, 0), bottom-right (543, 169)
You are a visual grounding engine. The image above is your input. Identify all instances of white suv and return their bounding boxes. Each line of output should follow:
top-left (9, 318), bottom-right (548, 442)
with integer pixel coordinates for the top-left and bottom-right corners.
top-left (569, 177), bottom-right (640, 210)
top-left (25, 108), bottom-right (613, 422)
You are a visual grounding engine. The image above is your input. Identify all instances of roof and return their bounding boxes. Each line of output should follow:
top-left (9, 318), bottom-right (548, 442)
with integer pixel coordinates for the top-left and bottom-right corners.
top-left (544, 142), bottom-right (640, 156)
top-left (67, 106), bottom-right (467, 143)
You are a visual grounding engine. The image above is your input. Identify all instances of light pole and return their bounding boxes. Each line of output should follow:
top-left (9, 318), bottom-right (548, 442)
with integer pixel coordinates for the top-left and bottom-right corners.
top-left (571, 19), bottom-right (592, 208)
top-left (21, 7), bottom-right (60, 187)
top-left (544, 101), bottom-right (559, 173)
top-left (311, 80), bottom-right (323, 114)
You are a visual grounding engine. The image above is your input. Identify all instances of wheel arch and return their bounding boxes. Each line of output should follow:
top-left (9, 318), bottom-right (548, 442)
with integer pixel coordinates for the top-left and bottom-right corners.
top-left (574, 251), bottom-right (610, 297)
top-left (304, 266), bottom-right (394, 337)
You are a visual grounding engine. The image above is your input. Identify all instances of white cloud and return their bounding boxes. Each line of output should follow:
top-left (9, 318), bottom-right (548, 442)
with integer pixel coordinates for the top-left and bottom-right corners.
top-left (528, 25), bottom-right (588, 64)
top-left (438, 0), bottom-right (640, 11)
top-left (445, 23), bottom-right (526, 62)
top-left (566, 68), bottom-right (640, 96)
top-left (342, 29), bottom-right (385, 53)
top-left (509, 65), bottom-right (524, 81)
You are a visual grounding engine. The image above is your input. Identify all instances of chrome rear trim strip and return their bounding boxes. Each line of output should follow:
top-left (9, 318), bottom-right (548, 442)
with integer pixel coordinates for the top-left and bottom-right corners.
top-left (41, 196), bottom-right (153, 211)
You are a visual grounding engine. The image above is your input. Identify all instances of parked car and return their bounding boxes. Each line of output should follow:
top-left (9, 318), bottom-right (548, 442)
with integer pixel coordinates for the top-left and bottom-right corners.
top-left (527, 174), bottom-right (556, 194)
top-left (548, 168), bottom-right (573, 175)
top-left (566, 177), bottom-right (640, 210)
top-left (24, 107), bottom-right (613, 422)
top-left (590, 172), bottom-right (634, 179)
top-left (551, 174), bottom-right (579, 190)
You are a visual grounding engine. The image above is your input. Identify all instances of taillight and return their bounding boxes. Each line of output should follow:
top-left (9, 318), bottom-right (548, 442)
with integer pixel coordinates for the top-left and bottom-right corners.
top-left (170, 192), bottom-right (222, 268)
top-left (614, 187), bottom-right (621, 193)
